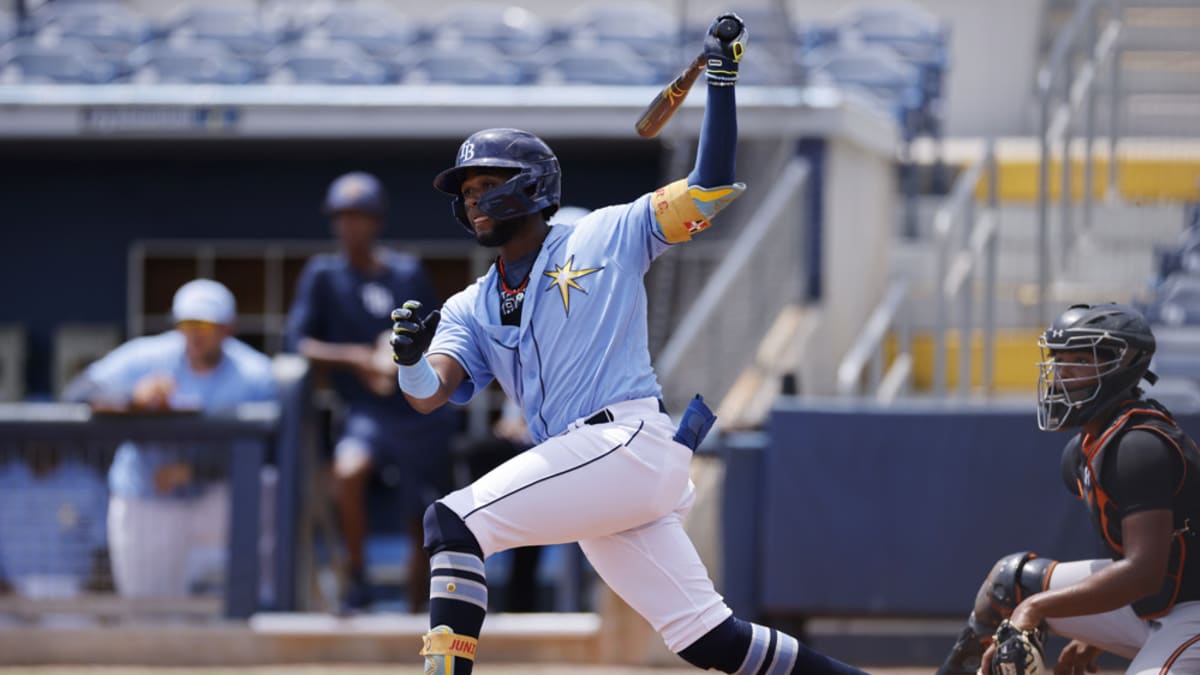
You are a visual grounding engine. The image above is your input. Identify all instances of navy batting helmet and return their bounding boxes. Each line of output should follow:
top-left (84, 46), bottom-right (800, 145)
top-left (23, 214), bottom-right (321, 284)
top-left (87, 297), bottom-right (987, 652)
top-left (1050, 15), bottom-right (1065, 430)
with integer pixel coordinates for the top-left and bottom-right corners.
top-left (323, 171), bottom-right (387, 217)
top-left (433, 128), bottom-right (561, 232)
top-left (1037, 303), bottom-right (1158, 431)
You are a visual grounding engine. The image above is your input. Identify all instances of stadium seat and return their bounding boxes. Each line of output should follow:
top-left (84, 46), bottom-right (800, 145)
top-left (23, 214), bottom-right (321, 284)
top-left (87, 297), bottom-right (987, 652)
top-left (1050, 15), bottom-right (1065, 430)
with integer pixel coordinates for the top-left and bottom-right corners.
top-left (306, 3), bottom-right (420, 61)
top-left (165, 5), bottom-right (286, 62)
top-left (560, 1), bottom-right (683, 79)
top-left (0, 36), bottom-right (122, 84)
top-left (412, 45), bottom-right (526, 85)
top-left (129, 40), bottom-right (258, 85)
top-left (265, 40), bottom-right (391, 85)
top-left (428, 3), bottom-right (552, 56)
top-left (800, 44), bottom-right (923, 138)
top-left (0, 13), bottom-right (16, 48)
top-left (1145, 376), bottom-right (1200, 415)
top-left (839, 2), bottom-right (949, 140)
top-left (1150, 272), bottom-right (1200, 326)
top-left (548, 45), bottom-right (661, 86)
top-left (26, 1), bottom-right (154, 60)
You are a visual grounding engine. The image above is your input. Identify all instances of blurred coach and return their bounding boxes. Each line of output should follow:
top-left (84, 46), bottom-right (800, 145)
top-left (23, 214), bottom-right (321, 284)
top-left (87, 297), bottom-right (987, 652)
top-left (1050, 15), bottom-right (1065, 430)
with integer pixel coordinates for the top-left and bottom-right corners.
top-left (65, 279), bottom-right (277, 598)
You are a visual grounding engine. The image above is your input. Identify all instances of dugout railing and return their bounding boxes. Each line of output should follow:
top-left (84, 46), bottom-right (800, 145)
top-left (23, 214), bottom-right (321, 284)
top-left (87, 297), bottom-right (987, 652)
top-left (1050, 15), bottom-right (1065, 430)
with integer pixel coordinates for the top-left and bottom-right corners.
top-left (0, 354), bottom-right (312, 621)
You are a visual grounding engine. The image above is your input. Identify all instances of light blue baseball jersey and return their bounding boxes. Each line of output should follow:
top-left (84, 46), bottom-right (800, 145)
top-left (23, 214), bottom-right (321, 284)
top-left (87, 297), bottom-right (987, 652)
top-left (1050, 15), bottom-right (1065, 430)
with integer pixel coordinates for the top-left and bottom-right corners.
top-left (76, 331), bottom-right (277, 498)
top-left (429, 193), bottom-right (671, 443)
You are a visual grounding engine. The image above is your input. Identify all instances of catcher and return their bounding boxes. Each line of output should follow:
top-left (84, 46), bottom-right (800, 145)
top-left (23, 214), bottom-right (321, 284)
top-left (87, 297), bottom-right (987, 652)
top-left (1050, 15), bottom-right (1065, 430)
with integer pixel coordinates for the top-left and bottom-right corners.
top-left (937, 303), bottom-right (1200, 675)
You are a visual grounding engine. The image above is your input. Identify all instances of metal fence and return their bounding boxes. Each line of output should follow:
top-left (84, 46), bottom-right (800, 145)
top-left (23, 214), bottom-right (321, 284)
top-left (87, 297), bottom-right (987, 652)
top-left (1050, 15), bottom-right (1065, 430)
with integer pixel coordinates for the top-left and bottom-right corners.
top-left (1036, 0), bottom-right (1123, 323)
top-left (0, 356), bottom-right (312, 622)
top-left (655, 158), bottom-right (811, 415)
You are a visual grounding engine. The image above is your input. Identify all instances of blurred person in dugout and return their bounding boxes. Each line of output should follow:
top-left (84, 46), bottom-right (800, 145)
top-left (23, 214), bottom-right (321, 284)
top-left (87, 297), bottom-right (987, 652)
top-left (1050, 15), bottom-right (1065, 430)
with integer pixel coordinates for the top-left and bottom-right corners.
top-left (285, 170), bottom-right (456, 613)
top-left (63, 279), bottom-right (278, 598)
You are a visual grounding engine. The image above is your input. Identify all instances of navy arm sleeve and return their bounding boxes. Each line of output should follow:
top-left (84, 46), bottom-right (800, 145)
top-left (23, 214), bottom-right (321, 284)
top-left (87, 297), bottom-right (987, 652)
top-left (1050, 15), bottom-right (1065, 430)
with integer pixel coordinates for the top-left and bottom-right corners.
top-left (687, 85), bottom-right (737, 187)
top-left (1105, 429), bottom-right (1182, 517)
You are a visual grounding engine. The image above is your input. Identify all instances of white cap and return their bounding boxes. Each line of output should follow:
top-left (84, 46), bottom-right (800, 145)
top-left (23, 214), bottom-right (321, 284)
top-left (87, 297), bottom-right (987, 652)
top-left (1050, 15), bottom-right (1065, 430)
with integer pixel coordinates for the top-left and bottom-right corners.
top-left (172, 279), bottom-right (236, 325)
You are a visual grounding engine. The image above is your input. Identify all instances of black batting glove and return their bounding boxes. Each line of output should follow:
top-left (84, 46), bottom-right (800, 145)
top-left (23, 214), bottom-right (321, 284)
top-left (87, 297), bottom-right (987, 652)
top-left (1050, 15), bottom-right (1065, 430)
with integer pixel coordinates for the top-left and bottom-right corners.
top-left (390, 300), bottom-right (441, 366)
top-left (704, 13), bottom-right (747, 87)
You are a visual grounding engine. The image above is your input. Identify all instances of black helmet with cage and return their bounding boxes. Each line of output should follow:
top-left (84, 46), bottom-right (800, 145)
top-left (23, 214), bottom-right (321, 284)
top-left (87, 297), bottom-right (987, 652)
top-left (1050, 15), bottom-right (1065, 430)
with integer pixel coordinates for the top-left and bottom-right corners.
top-left (1037, 303), bottom-right (1159, 431)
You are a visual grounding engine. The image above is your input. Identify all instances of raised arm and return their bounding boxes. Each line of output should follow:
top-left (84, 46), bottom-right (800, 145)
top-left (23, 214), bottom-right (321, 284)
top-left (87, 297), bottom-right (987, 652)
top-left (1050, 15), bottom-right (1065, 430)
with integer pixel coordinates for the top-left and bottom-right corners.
top-left (653, 14), bottom-right (748, 244)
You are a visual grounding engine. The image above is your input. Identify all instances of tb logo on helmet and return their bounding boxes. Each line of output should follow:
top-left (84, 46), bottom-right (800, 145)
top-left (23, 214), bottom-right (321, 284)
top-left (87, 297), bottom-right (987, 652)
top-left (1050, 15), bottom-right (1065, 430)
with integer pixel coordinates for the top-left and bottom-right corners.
top-left (459, 142), bottom-right (475, 162)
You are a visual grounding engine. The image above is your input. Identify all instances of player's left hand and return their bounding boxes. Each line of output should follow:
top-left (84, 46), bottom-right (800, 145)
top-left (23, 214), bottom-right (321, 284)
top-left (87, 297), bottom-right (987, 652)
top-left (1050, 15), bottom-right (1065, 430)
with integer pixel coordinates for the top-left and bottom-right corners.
top-left (981, 617), bottom-right (1047, 675)
top-left (704, 13), bottom-right (747, 87)
top-left (390, 300), bottom-right (441, 366)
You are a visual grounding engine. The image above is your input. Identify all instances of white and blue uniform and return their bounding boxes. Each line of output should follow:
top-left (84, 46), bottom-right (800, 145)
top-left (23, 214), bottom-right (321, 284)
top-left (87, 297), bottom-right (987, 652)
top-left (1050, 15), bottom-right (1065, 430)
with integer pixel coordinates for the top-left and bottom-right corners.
top-left (428, 195), bottom-right (733, 651)
top-left (73, 331), bottom-right (276, 597)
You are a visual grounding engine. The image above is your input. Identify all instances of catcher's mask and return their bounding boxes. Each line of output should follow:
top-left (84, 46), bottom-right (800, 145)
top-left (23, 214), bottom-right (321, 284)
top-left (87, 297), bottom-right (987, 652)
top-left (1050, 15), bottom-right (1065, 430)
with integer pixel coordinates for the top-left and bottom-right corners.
top-left (1037, 303), bottom-right (1157, 431)
top-left (433, 128), bottom-right (561, 234)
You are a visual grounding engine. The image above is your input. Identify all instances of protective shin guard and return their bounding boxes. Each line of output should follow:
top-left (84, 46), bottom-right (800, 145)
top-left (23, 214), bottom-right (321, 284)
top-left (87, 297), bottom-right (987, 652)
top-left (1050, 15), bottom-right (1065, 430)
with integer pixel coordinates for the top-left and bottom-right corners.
top-left (679, 617), bottom-right (867, 674)
top-left (935, 612), bottom-right (993, 675)
top-left (425, 551), bottom-right (487, 675)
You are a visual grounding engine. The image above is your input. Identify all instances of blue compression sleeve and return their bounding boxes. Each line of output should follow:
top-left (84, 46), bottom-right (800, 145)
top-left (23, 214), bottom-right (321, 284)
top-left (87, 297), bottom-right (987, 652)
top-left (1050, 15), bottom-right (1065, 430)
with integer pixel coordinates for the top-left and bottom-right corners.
top-left (687, 84), bottom-right (737, 187)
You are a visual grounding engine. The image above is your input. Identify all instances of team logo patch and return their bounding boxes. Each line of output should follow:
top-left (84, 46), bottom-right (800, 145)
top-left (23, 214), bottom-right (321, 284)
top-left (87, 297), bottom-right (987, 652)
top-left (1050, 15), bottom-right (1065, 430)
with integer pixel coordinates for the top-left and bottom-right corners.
top-left (543, 255), bottom-right (602, 315)
top-left (361, 283), bottom-right (395, 318)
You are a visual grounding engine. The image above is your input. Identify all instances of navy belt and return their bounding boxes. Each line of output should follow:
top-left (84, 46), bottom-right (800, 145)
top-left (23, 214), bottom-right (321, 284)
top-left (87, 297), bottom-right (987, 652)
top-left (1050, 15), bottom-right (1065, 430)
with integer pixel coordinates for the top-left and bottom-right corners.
top-left (583, 399), bottom-right (667, 426)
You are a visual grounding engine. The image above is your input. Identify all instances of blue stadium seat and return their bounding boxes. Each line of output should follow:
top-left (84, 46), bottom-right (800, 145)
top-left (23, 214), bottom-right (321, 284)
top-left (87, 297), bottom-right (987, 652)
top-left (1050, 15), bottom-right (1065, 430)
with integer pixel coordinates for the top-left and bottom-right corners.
top-left (413, 45), bottom-right (526, 85)
top-left (307, 4), bottom-right (419, 60)
top-left (736, 49), bottom-right (799, 87)
top-left (1150, 326), bottom-right (1200, 380)
top-left (0, 13), bottom-right (16, 48)
top-left (0, 36), bottom-right (122, 84)
top-left (548, 45), bottom-right (661, 86)
top-left (27, 1), bottom-right (154, 60)
top-left (1151, 273), bottom-right (1200, 326)
top-left (1185, 202), bottom-right (1200, 232)
top-left (128, 40), bottom-right (258, 85)
top-left (1145, 376), bottom-right (1200, 415)
top-left (165, 5), bottom-right (285, 62)
top-left (428, 3), bottom-right (552, 56)
top-left (560, 2), bottom-right (682, 78)
top-left (838, 3), bottom-right (950, 138)
top-left (266, 41), bottom-right (391, 85)
top-left (801, 44), bottom-right (923, 138)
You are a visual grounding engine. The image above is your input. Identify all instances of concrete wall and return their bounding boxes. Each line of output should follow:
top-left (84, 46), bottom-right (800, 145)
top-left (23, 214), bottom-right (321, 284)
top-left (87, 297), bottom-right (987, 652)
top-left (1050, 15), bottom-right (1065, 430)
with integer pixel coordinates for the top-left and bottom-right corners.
top-left (799, 132), bottom-right (898, 396)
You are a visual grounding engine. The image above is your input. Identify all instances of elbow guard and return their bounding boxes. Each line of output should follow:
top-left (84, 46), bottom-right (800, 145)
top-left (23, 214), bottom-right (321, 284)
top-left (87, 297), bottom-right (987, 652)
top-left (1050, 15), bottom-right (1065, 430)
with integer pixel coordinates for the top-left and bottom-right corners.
top-left (652, 178), bottom-right (746, 243)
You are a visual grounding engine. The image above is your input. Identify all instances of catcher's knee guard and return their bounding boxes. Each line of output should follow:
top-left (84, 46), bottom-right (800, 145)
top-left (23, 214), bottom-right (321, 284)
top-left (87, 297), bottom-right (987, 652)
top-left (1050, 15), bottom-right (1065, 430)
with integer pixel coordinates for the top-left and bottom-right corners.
top-left (976, 552), bottom-right (1057, 626)
top-left (936, 553), bottom-right (1057, 675)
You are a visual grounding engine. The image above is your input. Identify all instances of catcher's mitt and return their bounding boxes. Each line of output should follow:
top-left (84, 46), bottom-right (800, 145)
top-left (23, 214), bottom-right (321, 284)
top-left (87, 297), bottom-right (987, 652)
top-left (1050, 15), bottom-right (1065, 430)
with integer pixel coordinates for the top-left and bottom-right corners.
top-left (987, 620), bottom-right (1046, 675)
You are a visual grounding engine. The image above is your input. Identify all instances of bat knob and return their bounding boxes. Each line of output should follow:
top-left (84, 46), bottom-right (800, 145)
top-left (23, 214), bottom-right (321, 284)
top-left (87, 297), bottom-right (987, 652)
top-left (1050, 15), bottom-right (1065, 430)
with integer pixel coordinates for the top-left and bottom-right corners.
top-left (714, 16), bottom-right (743, 42)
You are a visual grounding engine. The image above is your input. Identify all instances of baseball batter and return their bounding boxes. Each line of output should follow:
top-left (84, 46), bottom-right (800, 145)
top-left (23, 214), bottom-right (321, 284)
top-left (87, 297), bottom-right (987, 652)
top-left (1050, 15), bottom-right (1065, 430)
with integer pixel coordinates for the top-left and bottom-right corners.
top-left (389, 14), bottom-right (866, 675)
top-left (937, 304), bottom-right (1200, 675)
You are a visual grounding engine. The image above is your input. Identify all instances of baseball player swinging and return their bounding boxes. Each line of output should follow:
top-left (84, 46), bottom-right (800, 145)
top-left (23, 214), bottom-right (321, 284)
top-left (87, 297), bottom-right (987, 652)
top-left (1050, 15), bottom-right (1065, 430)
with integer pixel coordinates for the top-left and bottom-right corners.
top-left (937, 304), bottom-right (1200, 675)
top-left (389, 14), bottom-right (867, 675)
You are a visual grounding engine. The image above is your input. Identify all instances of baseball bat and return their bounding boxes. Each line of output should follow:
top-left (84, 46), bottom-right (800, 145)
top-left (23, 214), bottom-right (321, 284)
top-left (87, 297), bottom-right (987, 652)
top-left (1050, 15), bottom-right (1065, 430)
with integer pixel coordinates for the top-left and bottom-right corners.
top-left (634, 16), bottom-right (743, 139)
